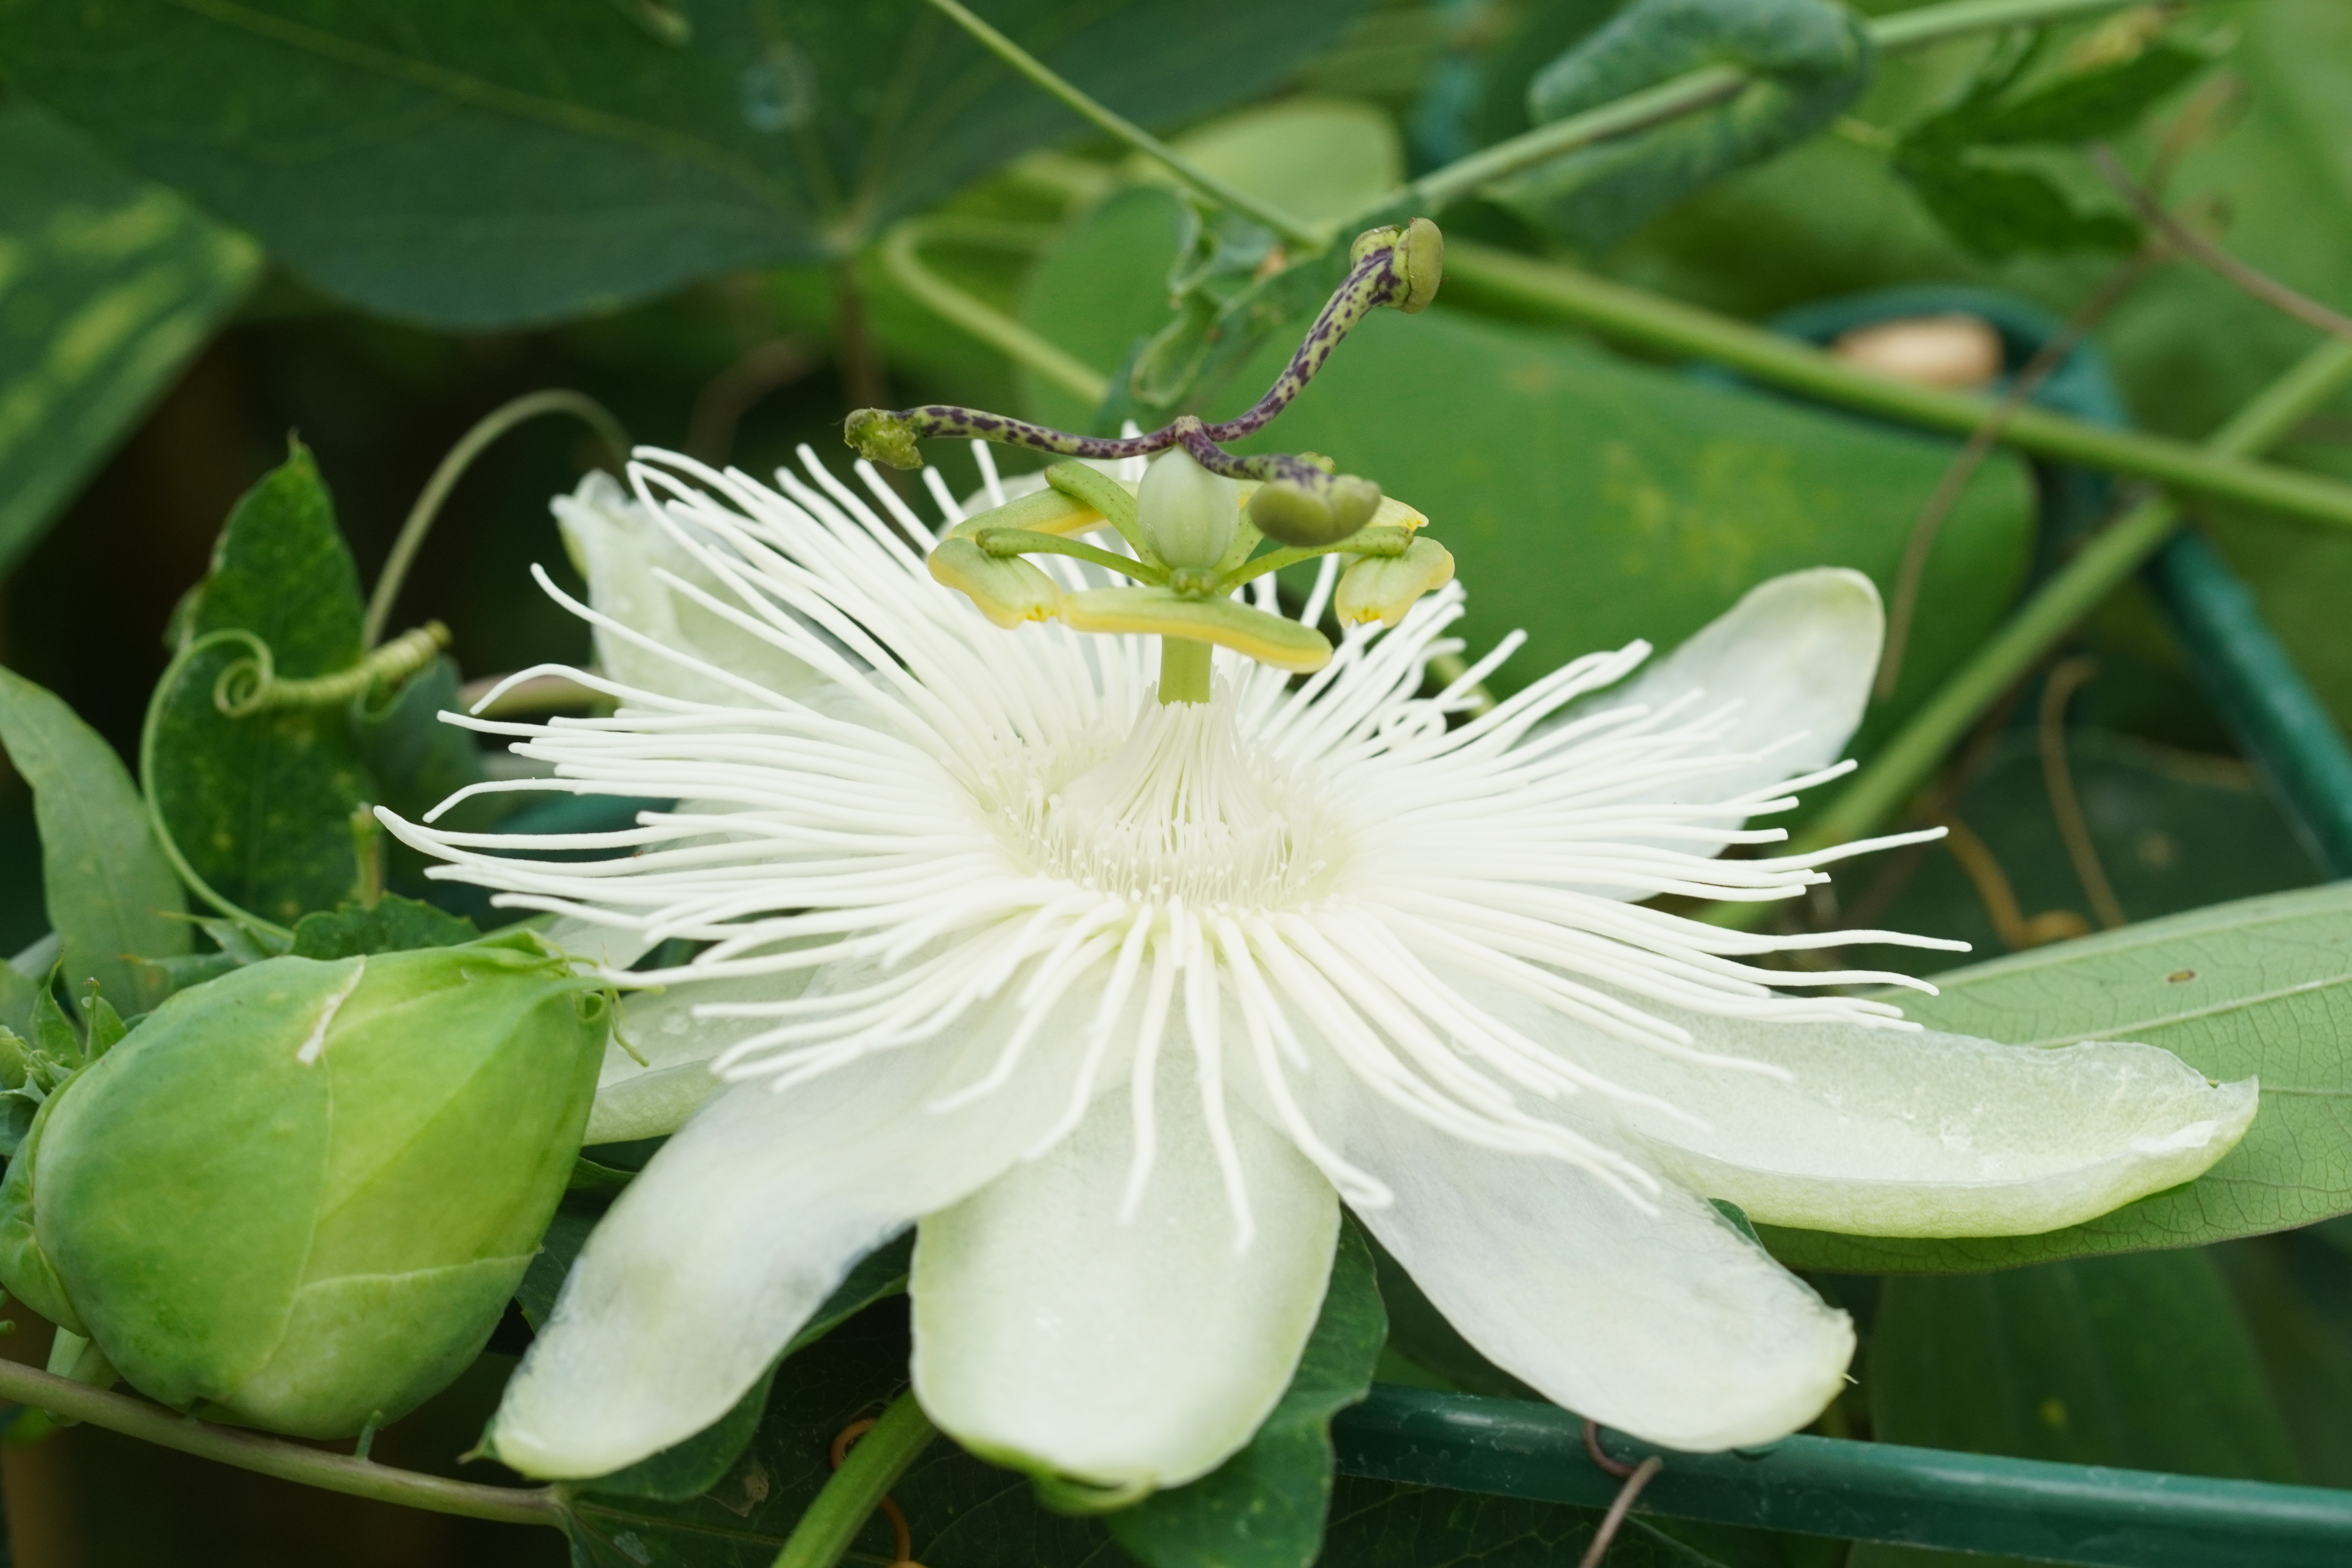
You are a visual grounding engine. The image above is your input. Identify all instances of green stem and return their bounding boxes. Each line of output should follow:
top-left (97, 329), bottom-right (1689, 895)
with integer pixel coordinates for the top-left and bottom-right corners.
top-left (0, 1355), bottom-right (561, 1528)
top-left (880, 219), bottom-right (1110, 406)
top-left (1159, 637), bottom-right (1214, 704)
top-left (1394, 0), bottom-right (2206, 214)
top-left (1711, 335), bottom-right (2352, 928)
top-left (1439, 241), bottom-right (2352, 534)
top-left (362, 390), bottom-right (629, 650)
top-left (140, 630), bottom-right (298, 940)
top-left (920, 0), bottom-right (1327, 250)
top-left (770, 1391), bottom-right (938, 1568)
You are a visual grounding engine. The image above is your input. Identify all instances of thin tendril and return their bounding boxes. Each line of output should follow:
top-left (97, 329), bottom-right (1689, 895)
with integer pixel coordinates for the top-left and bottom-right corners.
top-left (362, 390), bottom-right (630, 650)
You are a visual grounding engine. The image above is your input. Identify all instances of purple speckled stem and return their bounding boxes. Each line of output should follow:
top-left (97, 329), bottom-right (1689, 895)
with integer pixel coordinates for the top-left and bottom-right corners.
top-left (1200, 243), bottom-right (1408, 443)
top-left (864, 231), bottom-right (1412, 474)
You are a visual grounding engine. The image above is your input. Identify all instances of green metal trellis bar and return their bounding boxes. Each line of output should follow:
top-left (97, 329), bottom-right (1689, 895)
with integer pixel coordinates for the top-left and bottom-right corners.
top-left (1332, 1385), bottom-right (2352, 1567)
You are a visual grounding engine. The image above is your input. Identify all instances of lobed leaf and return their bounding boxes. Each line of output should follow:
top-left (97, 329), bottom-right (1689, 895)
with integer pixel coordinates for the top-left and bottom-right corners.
top-left (147, 441), bottom-right (374, 927)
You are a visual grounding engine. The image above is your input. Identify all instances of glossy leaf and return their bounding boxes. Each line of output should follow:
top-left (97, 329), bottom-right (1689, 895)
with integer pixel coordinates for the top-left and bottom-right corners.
top-left (2216, 1230), bottom-right (2352, 1490)
top-left (1109, 1221), bottom-right (1387, 1568)
top-left (0, 100), bottom-right (259, 574)
top-left (0, 0), bottom-right (1369, 328)
top-left (1761, 882), bottom-right (2352, 1273)
top-left (147, 441), bottom-right (373, 927)
top-left (1023, 186), bottom-right (2032, 732)
top-left (0, 666), bottom-right (185, 1014)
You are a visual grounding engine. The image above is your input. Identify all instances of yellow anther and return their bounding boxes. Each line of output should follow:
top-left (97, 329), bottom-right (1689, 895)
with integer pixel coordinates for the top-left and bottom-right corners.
top-left (1335, 536), bottom-right (1455, 628)
top-left (1059, 587), bottom-right (1333, 673)
top-left (929, 539), bottom-right (1063, 627)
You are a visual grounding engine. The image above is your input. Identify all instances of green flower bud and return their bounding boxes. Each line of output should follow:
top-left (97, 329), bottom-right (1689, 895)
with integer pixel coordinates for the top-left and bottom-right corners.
top-left (1247, 473), bottom-right (1383, 549)
top-left (0, 932), bottom-right (608, 1437)
top-left (1138, 449), bottom-right (1240, 571)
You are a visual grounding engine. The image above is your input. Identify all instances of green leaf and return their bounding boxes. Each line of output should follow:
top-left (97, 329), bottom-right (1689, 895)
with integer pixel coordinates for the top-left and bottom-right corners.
top-left (0, 665), bottom-right (186, 1014)
top-left (288, 894), bottom-right (480, 959)
top-left (1891, 147), bottom-right (2138, 261)
top-left (0, 0), bottom-right (1370, 328)
top-left (148, 439), bottom-right (374, 927)
top-left (1499, 0), bottom-right (1874, 251)
top-left (0, 99), bottom-right (259, 574)
top-left (1871, 726), bottom-right (2325, 961)
top-left (1870, 1249), bottom-right (2299, 1478)
top-left (1318, 1475), bottom-right (1730, 1568)
top-left (2215, 1230), bottom-right (2352, 1490)
top-left (1956, 41), bottom-right (2211, 148)
top-left (1109, 1220), bottom-right (1387, 1568)
top-left (1759, 882), bottom-right (2352, 1273)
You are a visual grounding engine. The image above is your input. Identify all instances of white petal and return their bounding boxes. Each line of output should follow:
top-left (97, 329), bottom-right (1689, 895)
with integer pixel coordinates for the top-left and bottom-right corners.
top-left (1309, 1070), bottom-right (1852, 1452)
top-left (587, 972), bottom-right (811, 1144)
top-left (1562, 1001), bottom-right (2258, 1238)
top-left (554, 472), bottom-right (822, 705)
top-left (489, 983), bottom-right (1091, 1478)
top-left (911, 1068), bottom-right (1337, 1492)
top-left (1581, 567), bottom-right (1884, 806)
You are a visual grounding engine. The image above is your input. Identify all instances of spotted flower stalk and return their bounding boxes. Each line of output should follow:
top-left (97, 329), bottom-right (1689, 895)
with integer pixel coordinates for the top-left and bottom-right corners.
top-left (381, 224), bottom-right (2252, 1493)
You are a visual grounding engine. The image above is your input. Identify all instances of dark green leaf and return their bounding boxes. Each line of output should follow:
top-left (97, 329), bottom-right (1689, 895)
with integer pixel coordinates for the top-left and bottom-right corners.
top-left (289, 893), bottom-right (481, 959)
top-left (1893, 147), bottom-right (2139, 261)
top-left (2216, 1231), bottom-right (2352, 1490)
top-left (149, 440), bottom-right (373, 926)
top-left (0, 0), bottom-right (1369, 328)
top-left (1870, 1248), bottom-right (2298, 1479)
top-left (0, 665), bottom-right (186, 1014)
top-left (1318, 1476), bottom-right (1727, 1568)
top-left (1871, 727), bottom-right (2325, 960)
top-left (1760, 882), bottom-right (2352, 1273)
top-left (1499, 0), bottom-right (1873, 250)
top-left (0, 99), bottom-right (259, 573)
top-left (517, 1199), bottom-right (601, 1332)
top-left (1913, 40), bottom-right (2211, 151)
top-left (1022, 187), bottom-right (2035, 739)
top-left (1109, 1221), bottom-right (1387, 1568)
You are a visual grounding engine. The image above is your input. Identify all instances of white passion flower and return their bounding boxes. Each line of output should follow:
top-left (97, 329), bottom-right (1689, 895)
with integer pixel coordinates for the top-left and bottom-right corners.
top-left (385, 445), bottom-right (2256, 1491)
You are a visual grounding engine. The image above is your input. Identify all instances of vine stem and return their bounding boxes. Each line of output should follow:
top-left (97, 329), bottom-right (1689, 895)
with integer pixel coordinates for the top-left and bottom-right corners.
top-left (880, 218), bottom-right (1109, 404)
top-left (0, 1355), bottom-right (561, 1529)
top-left (770, 1391), bottom-right (938, 1568)
top-left (1437, 241), bottom-right (2352, 534)
top-left (1706, 334), bottom-right (2352, 929)
top-left (362, 389), bottom-right (630, 650)
top-left (920, 0), bottom-right (1327, 250)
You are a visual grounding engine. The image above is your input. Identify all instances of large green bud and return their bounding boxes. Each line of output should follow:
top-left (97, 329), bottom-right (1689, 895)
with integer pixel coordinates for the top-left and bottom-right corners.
top-left (0, 931), bottom-right (607, 1437)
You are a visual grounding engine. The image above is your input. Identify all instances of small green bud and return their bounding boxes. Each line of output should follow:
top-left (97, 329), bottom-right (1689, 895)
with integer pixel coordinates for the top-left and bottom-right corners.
top-left (844, 408), bottom-right (924, 470)
top-left (929, 538), bottom-right (1064, 627)
top-left (1336, 535), bottom-right (1456, 628)
top-left (1138, 449), bottom-right (1241, 571)
top-left (0, 933), bottom-right (608, 1437)
top-left (1247, 474), bottom-right (1383, 549)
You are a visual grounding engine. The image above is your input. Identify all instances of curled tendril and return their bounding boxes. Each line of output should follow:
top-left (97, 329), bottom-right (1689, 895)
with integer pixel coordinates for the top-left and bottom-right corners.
top-left (212, 622), bottom-right (452, 719)
top-left (845, 218), bottom-right (1443, 547)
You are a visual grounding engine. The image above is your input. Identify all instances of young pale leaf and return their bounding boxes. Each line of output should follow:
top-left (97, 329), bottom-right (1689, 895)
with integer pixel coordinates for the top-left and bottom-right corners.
top-left (0, 0), bottom-right (1369, 329)
top-left (1108, 1221), bottom-right (1387, 1568)
top-left (0, 101), bottom-right (259, 574)
top-left (149, 441), bottom-right (374, 926)
top-left (1871, 1249), bottom-right (2300, 1488)
top-left (1922, 40), bottom-right (2212, 151)
top-left (0, 667), bottom-right (186, 1014)
top-left (1761, 883), bottom-right (2352, 1273)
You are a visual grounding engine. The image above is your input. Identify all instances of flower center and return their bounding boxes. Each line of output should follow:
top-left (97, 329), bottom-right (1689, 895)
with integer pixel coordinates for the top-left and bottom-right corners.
top-left (1006, 693), bottom-right (1332, 908)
